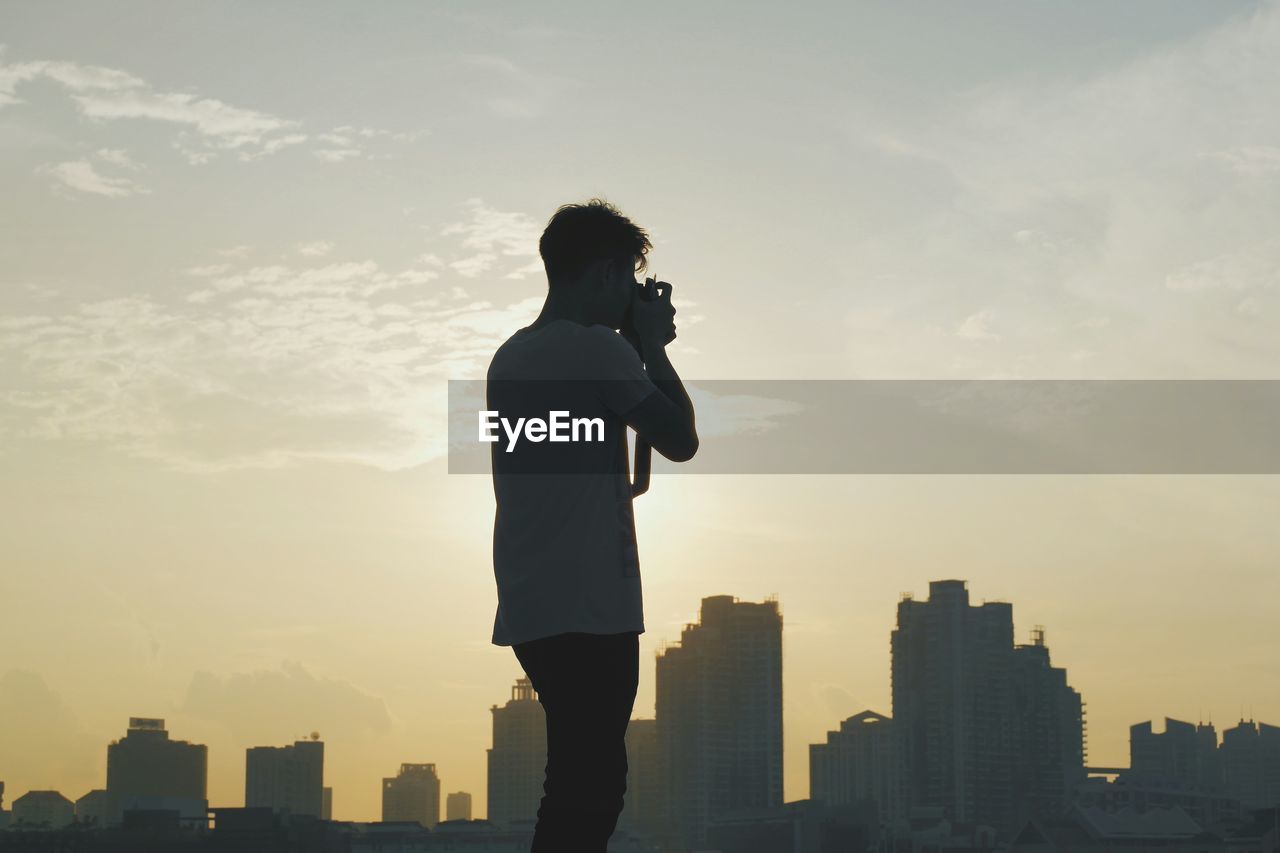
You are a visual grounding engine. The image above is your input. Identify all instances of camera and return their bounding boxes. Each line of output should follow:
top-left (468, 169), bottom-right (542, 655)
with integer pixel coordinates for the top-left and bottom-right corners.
top-left (620, 276), bottom-right (661, 356)
top-left (638, 275), bottom-right (659, 302)
top-left (627, 275), bottom-right (664, 498)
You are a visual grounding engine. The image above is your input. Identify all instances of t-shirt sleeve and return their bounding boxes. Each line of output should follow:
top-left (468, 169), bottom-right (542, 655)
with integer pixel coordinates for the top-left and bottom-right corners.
top-left (583, 326), bottom-right (661, 416)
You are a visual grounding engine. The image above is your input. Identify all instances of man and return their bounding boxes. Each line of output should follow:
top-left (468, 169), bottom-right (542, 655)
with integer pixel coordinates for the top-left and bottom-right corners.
top-left (485, 198), bottom-right (698, 851)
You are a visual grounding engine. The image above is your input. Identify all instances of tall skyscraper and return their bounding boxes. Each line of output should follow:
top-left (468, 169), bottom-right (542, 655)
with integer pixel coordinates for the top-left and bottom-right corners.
top-left (487, 677), bottom-right (545, 829)
top-left (1010, 627), bottom-right (1086, 822)
top-left (446, 791), bottom-right (473, 821)
top-left (891, 580), bottom-right (1017, 835)
top-left (105, 718), bottom-right (207, 826)
top-left (655, 594), bottom-right (783, 851)
top-left (891, 582), bottom-right (1087, 839)
top-left (810, 710), bottom-right (898, 828)
top-left (1221, 719), bottom-right (1280, 810)
top-left (245, 736), bottom-right (324, 818)
top-left (382, 763), bottom-right (440, 827)
top-left (1129, 717), bottom-right (1223, 791)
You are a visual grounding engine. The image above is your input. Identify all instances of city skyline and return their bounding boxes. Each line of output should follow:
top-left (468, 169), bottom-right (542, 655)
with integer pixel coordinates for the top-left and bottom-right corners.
top-left (2, 584), bottom-right (1276, 830)
top-left (4, 0), bottom-right (1280, 825)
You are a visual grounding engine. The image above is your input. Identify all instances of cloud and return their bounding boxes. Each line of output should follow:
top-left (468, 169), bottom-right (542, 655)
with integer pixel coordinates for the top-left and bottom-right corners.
top-left (0, 670), bottom-right (100, 793)
top-left (0, 56), bottom-right (420, 165)
top-left (1164, 246), bottom-right (1278, 292)
top-left (178, 661), bottom-right (392, 744)
top-left (837, 2), bottom-right (1280, 376)
top-left (239, 133), bottom-right (309, 161)
top-left (95, 148), bottom-right (141, 169)
top-left (457, 53), bottom-right (582, 118)
top-left (449, 253), bottom-right (496, 278)
top-left (38, 159), bottom-right (147, 197)
top-left (957, 309), bottom-right (1000, 341)
top-left (1201, 145), bottom-right (1280, 175)
top-left (0, 245), bottom-right (545, 471)
top-left (440, 198), bottom-right (542, 279)
top-left (296, 241), bottom-right (333, 258)
top-left (684, 387), bottom-right (805, 439)
top-left (185, 264), bottom-right (231, 277)
top-left (504, 258), bottom-right (545, 280)
top-left (0, 58), bottom-right (297, 155)
top-left (441, 198), bottom-right (541, 256)
top-left (314, 147), bottom-right (361, 163)
top-left (814, 684), bottom-right (866, 722)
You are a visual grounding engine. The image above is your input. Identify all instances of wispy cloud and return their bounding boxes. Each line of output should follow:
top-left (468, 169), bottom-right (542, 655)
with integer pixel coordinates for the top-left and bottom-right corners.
top-left (95, 147), bottom-right (141, 169)
top-left (180, 661), bottom-right (392, 744)
top-left (296, 241), bottom-right (334, 258)
top-left (38, 158), bottom-right (148, 197)
top-left (837, 2), bottom-right (1280, 377)
top-left (0, 670), bottom-right (100, 793)
top-left (0, 235), bottom-right (549, 472)
top-left (457, 53), bottom-right (582, 118)
top-left (957, 309), bottom-right (1000, 342)
top-left (0, 55), bottom-right (424, 167)
top-left (439, 198), bottom-right (542, 279)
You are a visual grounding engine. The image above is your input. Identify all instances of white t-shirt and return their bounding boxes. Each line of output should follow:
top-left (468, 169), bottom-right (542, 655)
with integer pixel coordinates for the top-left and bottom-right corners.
top-left (486, 319), bottom-right (660, 646)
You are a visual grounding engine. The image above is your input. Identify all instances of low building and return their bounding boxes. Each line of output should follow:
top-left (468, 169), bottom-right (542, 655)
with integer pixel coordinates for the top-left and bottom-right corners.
top-left (11, 790), bottom-right (75, 829)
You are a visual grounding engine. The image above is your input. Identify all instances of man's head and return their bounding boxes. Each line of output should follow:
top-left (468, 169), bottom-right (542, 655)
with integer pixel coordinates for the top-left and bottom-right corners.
top-left (539, 198), bottom-right (652, 328)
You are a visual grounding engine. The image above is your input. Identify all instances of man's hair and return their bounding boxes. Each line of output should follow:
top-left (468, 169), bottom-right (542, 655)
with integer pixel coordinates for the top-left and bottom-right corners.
top-left (539, 198), bottom-right (651, 285)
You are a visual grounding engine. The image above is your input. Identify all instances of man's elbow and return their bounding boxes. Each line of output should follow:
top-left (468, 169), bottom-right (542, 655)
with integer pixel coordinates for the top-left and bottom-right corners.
top-left (664, 432), bottom-right (699, 463)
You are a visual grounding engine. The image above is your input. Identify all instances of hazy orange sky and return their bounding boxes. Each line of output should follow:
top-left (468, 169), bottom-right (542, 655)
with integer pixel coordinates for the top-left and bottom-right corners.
top-left (3, 0), bottom-right (1279, 823)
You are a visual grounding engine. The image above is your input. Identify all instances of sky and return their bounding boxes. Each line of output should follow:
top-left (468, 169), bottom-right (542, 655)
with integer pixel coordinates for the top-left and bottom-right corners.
top-left (2, 0), bottom-right (1280, 823)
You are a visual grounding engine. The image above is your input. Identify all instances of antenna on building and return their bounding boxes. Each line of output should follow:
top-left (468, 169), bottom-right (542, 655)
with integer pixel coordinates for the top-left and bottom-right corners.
top-left (1031, 625), bottom-right (1045, 646)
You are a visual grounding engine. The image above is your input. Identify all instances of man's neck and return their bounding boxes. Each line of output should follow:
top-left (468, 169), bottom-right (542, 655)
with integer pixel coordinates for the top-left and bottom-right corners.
top-left (527, 289), bottom-right (599, 331)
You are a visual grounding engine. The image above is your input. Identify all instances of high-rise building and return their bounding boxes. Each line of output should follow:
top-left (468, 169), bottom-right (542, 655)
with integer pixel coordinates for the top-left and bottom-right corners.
top-left (1221, 719), bottom-right (1280, 810)
top-left (487, 677), bottom-right (546, 830)
top-left (322, 786), bottom-right (332, 820)
top-left (655, 594), bottom-right (783, 851)
top-left (245, 736), bottom-right (324, 818)
top-left (382, 763), bottom-right (440, 827)
top-left (105, 717), bottom-right (207, 826)
top-left (891, 582), bottom-right (1087, 839)
top-left (1010, 626), bottom-right (1086, 822)
top-left (618, 717), bottom-right (663, 841)
top-left (1129, 717), bottom-right (1222, 791)
top-left (810, 710), bottom-right (898, 828)
top-left (446, 791), bottom-right (472, 821)
top-left (892, 580), bottom-right (1017, 836)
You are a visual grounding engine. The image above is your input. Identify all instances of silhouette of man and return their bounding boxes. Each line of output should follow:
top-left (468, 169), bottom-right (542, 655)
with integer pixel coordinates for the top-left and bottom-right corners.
top-left (486, 198), bottom-right (698, 852)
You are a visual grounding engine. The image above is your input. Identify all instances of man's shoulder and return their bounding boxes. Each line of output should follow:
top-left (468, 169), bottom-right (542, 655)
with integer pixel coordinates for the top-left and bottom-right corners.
top-left (487, 322), bottom-right (636, 382)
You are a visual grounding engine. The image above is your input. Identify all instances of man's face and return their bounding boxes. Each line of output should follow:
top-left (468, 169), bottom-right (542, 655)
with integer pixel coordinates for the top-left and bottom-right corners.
top-left (595, 256), bottom-right (636, 329)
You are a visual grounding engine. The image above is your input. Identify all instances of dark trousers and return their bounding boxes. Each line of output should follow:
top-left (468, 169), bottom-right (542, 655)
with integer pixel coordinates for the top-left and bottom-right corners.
top-left (512, 630), bottom-right (640, 853)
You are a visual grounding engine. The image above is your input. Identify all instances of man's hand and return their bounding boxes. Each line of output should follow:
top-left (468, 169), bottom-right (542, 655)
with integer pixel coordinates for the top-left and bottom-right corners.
top-left (629, 280), bottom-right (677, 350)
